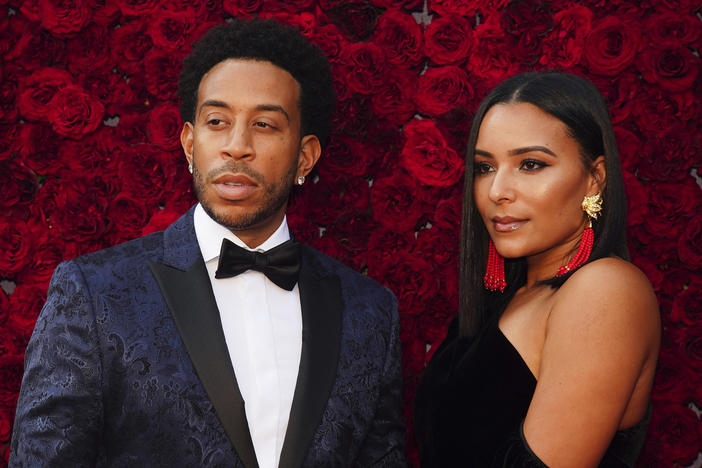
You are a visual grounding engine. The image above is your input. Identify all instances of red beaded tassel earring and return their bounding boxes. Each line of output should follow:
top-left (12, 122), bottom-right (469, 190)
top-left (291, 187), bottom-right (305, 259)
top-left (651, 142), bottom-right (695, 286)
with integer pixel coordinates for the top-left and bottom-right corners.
top-left (556, 193), bottom-right (601, 276)
top-left (484, 238), bottom-right (507, 292)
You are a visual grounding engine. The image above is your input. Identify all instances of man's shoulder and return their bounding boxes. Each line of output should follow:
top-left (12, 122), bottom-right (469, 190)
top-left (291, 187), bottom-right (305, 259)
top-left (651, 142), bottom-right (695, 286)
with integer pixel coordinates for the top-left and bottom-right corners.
top-left (301, 244), bottom-right (395, 302)
top-left (65, 230), bottom-right (167, 277)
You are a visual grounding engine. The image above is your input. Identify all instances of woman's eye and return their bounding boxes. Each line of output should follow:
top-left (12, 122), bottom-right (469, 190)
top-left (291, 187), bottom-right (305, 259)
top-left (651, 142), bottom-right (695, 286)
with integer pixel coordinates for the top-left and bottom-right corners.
top-left (520, 159), bottom-right (547, 171)
top-left (474, 162), bottom-right (493, 175)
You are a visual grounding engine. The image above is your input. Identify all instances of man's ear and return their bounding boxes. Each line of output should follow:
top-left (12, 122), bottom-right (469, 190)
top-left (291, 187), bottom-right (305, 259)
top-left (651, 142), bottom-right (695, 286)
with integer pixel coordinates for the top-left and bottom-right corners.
top-left (181, 122), bottom-right (194, 166)
top-left (588, 155), bottom-right (606, 195)
top-left (296, 134), bottom-right (322, 178)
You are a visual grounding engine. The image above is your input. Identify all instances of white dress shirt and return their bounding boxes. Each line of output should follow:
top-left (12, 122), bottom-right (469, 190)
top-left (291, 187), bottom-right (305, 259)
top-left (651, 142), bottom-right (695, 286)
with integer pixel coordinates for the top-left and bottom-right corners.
top-left (194, 204), bottom-right (302, 468)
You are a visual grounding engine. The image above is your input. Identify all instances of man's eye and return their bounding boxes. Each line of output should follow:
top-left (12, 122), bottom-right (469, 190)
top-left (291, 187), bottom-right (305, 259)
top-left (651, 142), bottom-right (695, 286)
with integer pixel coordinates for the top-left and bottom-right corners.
top-left (207, 119), bottom-right (222, 126)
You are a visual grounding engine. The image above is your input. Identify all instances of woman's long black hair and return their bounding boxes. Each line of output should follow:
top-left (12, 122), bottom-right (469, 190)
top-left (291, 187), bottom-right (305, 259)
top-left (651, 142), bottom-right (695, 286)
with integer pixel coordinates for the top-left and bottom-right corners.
top-left (458, 71), bottom-right (629, 339)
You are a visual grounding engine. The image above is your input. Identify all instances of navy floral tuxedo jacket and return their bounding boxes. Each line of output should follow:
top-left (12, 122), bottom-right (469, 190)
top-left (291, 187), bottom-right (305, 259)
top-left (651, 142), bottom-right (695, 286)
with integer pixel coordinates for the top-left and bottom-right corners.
top-left (10, 207), bottom-right (406, 467)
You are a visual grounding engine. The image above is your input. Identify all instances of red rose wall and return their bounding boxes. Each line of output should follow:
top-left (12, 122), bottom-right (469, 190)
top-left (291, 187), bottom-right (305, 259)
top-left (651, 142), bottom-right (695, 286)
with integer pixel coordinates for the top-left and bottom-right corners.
top-left (0, 0), bottom-right (700, 465)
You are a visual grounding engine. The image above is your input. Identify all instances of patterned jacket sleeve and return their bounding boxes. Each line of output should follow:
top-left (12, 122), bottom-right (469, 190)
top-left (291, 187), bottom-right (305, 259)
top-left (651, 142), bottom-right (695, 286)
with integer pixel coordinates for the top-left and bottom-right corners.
top-left (10, 260), bottom-right (104, 467)
top-left (354, 290), bottom-right (407, 467)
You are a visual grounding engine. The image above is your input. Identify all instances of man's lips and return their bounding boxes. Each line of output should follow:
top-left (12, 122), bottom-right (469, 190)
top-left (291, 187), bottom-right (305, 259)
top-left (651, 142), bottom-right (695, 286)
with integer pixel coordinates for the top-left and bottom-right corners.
top-left (212, 173), bottom-right (258, 200)
top-left (492, 216), bottom-right (528, 232)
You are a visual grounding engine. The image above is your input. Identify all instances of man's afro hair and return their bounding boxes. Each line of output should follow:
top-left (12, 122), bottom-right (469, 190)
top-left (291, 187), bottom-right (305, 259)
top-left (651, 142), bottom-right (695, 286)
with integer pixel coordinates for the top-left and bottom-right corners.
top-left (178, 18), bottom-right (335, 145)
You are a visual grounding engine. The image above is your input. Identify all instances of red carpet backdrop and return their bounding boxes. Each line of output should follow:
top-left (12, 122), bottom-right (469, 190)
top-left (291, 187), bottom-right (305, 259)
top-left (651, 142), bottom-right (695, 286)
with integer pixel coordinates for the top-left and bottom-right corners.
top-left (0, 0), bottom-right (700, 465)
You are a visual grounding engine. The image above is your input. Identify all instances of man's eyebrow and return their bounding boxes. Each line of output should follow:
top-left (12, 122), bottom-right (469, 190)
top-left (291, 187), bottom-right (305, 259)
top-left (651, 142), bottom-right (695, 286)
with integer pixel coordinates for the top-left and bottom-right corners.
top-left (256, 104), bottom-right (289, 122)
top-left (197, 101), bottom-right (290, 123)
top-left (198, 99), bottom-right (230, 114)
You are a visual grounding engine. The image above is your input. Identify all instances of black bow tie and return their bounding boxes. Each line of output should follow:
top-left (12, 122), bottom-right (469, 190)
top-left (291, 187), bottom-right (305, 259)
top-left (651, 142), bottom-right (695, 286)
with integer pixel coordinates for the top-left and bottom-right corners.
top-left (215, 238), bottom-right (301, 291)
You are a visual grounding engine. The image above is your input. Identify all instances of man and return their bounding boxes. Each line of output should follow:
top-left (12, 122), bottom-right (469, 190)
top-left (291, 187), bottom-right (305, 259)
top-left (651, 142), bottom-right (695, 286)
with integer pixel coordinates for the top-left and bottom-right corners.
top-left (10, 19), bottom-right (405, 467)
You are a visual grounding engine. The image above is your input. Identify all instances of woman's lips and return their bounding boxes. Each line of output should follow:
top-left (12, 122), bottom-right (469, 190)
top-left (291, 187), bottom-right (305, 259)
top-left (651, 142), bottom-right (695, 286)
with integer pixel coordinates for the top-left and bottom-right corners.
top-left (492, 217), bottom-right (527, 232)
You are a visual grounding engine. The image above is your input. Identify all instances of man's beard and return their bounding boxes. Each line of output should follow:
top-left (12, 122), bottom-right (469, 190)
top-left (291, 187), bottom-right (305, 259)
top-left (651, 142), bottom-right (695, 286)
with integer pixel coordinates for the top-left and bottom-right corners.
top-left (192, 155), bottom-right (296, 232)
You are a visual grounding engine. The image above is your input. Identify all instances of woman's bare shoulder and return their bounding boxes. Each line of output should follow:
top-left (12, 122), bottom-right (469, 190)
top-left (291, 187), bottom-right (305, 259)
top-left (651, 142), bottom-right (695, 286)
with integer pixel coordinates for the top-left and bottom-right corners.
top-left (552, 257), bottom-right (659, 325)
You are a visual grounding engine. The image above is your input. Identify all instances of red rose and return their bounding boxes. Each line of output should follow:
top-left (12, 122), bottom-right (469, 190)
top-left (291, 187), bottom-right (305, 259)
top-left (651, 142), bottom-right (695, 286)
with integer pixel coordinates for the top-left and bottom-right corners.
top-left (91, 0), bottom-right (121, 25)
top-left (305, 175), bottom-right (370, 225)
top-left (0, 159), bottom-right (37, 213)
top-left (147, 102), bottom-right (183, 151)
top-left (432, 193), bottom-right (462, 231)
top-left (371, 172), bottom-right (431, 232)
top-left (466, 17), bottom-right (520, 86)
top-left (670, 277), bottom-right (702, 325)
top-left (500, 0), bottom-right (553, 64)
top-left (325, 210), bottom-right (377, 269)
top-left (621, 171), bottom-right (648, 228)
top-left (0, 217), bottom-right (45, 278)
top-left (645, 9), bottom-right (701, 47)
top-left (401, 118), bottom-right (464, 187)
top-left (590, 72), bottom-right (640, 125)
top-left (57, 129), bottom-right (120, 175)
top-left (416, 226), bottom-right (458, 267)
top-left (222, 0), bottom-right (263, 17)
top-left (631, 86), bottom-right (697, 134)
top-left (424, 14), bottom-right (473, 66)
top-left (670, 322), bottom-right (702, 373)
top-left (37, 0), bottom-right (92, 37)
top-left (7, 283), bottom-right (47, 344)
top-left (16, 238), bottom-right (70, 287)
top-left (613, 125), bottom-right (641, 174)
top-left (107, 194), bottom-right (153, 244)
top-left (341, 42), bottom-right (389, 95)
top-left (17, 66), bottom-right (73, 121)
top-left (141, 205), bottom-right (187, 236)
top-left (105, 76), bottom-right (146, 116)
top-left (636, 44), bottom-right (699, 93)
top-left (415, 65), bottom-right (473, 117)
top-left (0, 67), bottom-right (19, 123)
top-left (65, 25), bottom-right (111, 75)
top-left (147, 9), bottom-right (198, 51)
top-left (310, 23), bottom-right (348, 63)
top-left (583, 16), bottom-right (641, 76)
top-left (118, 144), bottom-right (171, 203)
top-left (317, 134), bottom-right (373, 179)
top-left (678, 217), bottom-right (702, 270)
top-left (144, 48), bottom-right (182, 100)
top-left (46, 85), bottom-right (104, 139)
top-left (6, 19), bottom-right (67, 69)
top-left (650, 347), bottom-right (696, 404)
top-left (645, 180), bottom-right (701, 239)
top-left (638, 402), bottom-right (701, 466)
top-left (370, 69), bottom-right (417, 126)
top-left (369, 0), bottom-right (422, 9)
top-left (371, 9), bottom-right (424, 69)
top-left (636, 130), bottom-right (696, 183)
top-left (110, 20), bottom-right (153, 75)
top-left (115, 111), bottom-right (150, 145)
top-left (366, 228), bottom-right (417, 280)
top-left (49, 177), bottom-right (113, 243)
top-left (79, 71), bottom-right (121, 110)
top-left (14, 123), bottom-right (62, 174)
top-left (114, 0), bottom-right (161, 16)
top-left (324, 0), bottom-right (379, 41)
top-left (428, 0), bottom-right (487, 17)
top-left (539, 4), bottom-right (593, 69)
top-left (370, 251), bottom-right (440, 314)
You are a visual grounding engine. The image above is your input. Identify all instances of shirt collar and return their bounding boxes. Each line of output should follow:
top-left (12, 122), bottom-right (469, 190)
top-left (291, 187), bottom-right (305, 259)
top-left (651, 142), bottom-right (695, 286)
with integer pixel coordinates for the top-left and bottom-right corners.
top-left (194, 203), bottom-right (291, 263)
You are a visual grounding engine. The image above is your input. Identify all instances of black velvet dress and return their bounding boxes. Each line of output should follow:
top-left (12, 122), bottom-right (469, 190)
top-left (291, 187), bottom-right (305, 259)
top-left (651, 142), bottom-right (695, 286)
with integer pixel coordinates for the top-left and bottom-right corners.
top-left (414, 315), bottom-right (650, 467)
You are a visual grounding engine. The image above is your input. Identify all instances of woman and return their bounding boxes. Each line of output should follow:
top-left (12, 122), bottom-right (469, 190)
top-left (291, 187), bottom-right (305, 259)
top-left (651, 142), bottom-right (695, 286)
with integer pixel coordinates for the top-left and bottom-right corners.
top-left (414, 72), bottom-right (660, 467)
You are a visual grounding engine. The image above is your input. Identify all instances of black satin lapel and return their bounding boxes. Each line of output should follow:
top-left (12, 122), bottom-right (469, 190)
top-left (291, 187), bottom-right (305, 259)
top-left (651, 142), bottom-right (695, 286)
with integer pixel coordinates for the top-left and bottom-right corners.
top-left (149, 260), bottom-right (259, 468)
top-left (279, 261), bottom-right (343, 468)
